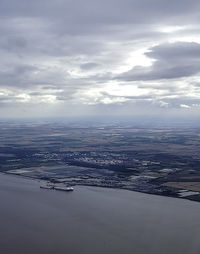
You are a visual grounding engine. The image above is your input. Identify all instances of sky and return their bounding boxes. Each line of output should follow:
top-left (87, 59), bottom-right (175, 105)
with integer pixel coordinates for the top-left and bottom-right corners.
top-left (0, 0), bottom-right (200, 122)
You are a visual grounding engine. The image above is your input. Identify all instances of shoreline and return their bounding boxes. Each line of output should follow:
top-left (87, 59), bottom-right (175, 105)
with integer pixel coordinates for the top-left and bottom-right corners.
top-left (1, 171), bottom-right (200, 204)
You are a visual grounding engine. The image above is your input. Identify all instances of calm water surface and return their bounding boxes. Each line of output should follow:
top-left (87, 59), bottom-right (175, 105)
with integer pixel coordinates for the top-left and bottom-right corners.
top-left (0, 173), bottom-right (200, 254)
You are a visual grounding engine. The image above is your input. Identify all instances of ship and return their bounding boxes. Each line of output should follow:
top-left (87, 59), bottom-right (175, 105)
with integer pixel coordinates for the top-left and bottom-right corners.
top-left (40, 184), bottom-right (74, 192)
top-left (54, 186), bottom-right (74, 192)
top-left (40, 185), bottom-right (54, 190)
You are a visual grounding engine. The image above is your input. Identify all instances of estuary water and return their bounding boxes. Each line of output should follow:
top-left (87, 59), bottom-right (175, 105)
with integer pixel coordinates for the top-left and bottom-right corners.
top-left (0, 173), bottom-right (200, 254)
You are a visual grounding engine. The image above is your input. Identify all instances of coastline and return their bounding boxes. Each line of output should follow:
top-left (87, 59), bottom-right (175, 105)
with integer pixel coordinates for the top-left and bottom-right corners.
top-left (1, 171), bottom-right (200, 204)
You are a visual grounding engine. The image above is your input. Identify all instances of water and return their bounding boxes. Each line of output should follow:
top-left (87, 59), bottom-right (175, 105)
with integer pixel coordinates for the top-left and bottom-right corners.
top-left (0, 173), bottom-right (200, 254)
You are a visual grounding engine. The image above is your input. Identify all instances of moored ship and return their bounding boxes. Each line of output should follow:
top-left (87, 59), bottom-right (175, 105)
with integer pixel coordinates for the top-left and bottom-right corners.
top-left (40, 184), bottom-right (74, 192)
top-left (54, 186), bottom-right (74, 192)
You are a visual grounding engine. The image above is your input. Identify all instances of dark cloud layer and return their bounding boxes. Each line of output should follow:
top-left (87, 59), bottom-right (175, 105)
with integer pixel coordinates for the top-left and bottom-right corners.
top-left (117, 42), bottom-right (200, 81)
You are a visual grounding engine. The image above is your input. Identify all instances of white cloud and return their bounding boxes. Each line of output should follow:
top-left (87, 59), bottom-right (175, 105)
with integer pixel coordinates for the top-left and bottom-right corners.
top-left (180, 104), bottom-right (191, 109)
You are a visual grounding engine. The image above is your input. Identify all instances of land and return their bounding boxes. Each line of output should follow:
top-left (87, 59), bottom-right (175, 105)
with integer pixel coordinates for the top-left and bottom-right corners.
top-left (0, 121), bottom-right (200, 202)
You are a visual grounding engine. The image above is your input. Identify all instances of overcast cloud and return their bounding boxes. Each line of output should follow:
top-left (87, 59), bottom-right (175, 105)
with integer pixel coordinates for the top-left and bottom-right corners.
top-left (0, 0), bottom-right (200, 120)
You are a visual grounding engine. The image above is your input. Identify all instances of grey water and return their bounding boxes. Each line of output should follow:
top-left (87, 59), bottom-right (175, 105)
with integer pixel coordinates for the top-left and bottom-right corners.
top-left (0, 173), bottom-right (200, 254)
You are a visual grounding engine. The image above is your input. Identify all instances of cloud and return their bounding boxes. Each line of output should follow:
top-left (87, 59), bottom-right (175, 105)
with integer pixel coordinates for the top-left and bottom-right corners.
top-left (180, 104), bottom-right (191, 108)
top-left (0, 0), bottom-right (200, 119)
top-left (80, 62), bottom-right (101, 70)
top-left (117, 42), bottom-right (200, 81)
